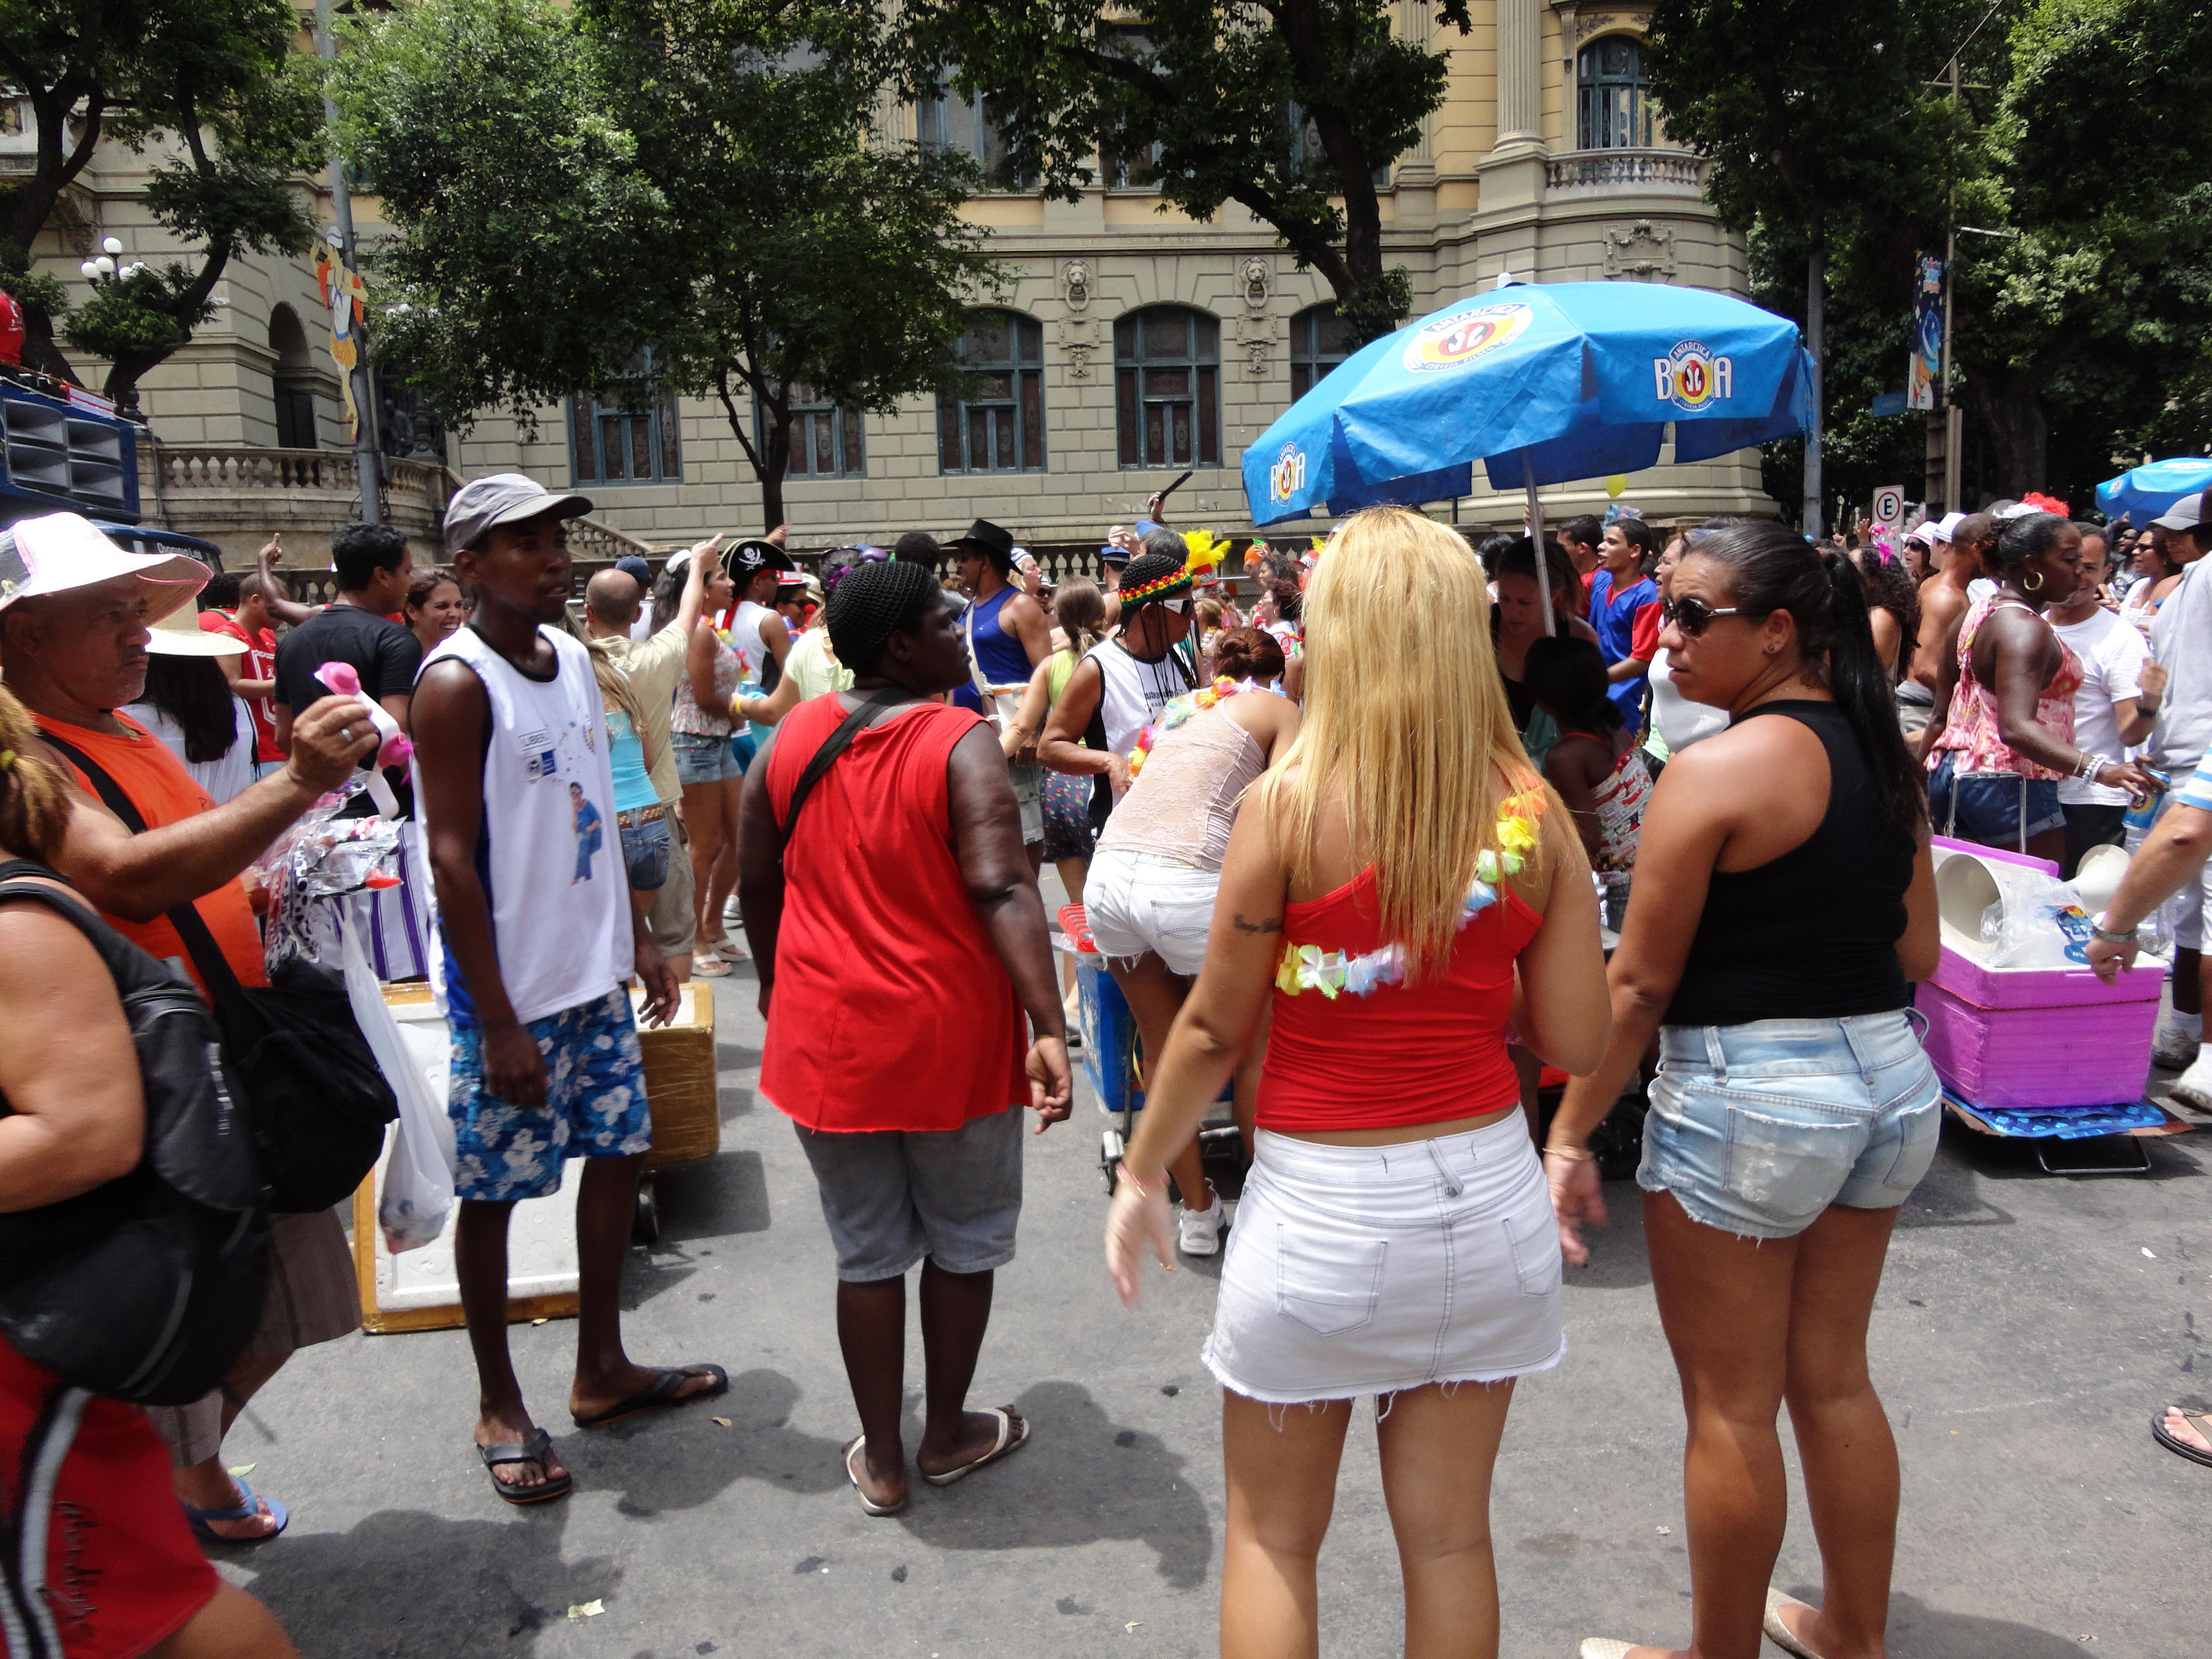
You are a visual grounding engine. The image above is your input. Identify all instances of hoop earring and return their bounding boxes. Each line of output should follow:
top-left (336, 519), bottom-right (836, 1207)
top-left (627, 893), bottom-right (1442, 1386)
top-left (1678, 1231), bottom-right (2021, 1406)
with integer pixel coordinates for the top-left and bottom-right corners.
top-left (2023, 569), bottom-right (2045, 594)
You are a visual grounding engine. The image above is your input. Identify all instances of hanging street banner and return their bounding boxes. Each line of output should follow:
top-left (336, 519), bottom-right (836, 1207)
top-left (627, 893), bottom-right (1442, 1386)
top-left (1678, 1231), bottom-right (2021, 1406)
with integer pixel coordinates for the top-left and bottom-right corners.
top-left (1907, 253), bottom-right (1944, 412)
top-left (314, 242), bottom-right (370, 443)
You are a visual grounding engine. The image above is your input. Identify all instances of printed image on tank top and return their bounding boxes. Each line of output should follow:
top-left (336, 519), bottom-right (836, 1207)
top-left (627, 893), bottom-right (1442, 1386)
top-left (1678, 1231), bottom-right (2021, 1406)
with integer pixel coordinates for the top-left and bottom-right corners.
top-left (569, 782), bottom-right (605, 884)
top-left (519, 728), bottom-right (558, 780)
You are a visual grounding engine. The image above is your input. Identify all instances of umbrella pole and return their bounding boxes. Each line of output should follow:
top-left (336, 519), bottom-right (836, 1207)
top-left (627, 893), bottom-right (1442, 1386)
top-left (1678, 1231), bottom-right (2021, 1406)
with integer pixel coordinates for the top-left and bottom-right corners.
top-left (1524, 458), bottom-right (1554, 635)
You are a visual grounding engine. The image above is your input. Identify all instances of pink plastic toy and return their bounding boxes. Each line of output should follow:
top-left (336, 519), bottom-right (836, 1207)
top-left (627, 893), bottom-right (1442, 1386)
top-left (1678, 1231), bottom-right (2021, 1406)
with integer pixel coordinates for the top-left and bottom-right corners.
top-left (314, 661), bottom-right (414, 769)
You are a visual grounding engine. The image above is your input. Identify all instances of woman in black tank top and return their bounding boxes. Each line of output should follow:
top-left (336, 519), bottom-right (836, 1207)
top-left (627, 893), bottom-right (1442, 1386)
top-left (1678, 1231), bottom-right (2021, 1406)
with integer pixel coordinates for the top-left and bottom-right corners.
top-left (1538, 523), bottom-right (1943, 1659)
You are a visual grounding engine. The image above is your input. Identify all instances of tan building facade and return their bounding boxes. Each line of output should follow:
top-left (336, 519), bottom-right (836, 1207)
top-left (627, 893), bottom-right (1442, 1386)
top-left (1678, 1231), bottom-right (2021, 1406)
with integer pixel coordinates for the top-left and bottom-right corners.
top-left (28, 2), bottom-right (1767, 565)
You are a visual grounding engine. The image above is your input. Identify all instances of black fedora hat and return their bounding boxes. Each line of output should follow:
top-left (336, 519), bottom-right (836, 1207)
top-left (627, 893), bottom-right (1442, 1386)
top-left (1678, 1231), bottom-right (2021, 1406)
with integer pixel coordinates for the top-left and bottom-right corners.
top-left (945, 519), bottom-right (1017, 569)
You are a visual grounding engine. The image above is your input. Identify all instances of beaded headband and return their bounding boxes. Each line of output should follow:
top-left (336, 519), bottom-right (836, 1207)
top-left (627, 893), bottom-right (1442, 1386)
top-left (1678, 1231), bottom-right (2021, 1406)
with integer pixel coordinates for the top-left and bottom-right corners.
top-left (1120, 564), bottom-right (1195, 607)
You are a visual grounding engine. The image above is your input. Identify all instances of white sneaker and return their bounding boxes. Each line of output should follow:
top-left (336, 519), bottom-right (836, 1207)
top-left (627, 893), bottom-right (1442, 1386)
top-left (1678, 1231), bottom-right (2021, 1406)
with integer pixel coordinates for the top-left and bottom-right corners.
top-left (2153, 1026), bottom-right (2201, 1070)
top-left (1178, 1194), bottom-right (1226, 1257)
top-left (2171, 1050), bottom-right (2212, 1114)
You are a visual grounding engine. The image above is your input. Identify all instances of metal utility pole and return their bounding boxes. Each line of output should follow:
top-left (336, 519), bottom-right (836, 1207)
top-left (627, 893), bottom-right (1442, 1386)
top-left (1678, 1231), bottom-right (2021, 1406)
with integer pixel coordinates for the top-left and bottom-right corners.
top-left (1803, 224), bottom-right (1824, 539)
top-left (1939, 56), bottom-right (1961, 513)
top-left (315, 0), bottom-right (383, 524)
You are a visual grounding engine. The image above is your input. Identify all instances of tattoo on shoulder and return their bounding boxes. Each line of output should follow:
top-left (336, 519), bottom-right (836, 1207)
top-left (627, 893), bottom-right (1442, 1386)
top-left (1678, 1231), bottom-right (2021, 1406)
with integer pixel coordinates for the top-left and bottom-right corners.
top-left (1231, 912), bottom-right (1283, 935)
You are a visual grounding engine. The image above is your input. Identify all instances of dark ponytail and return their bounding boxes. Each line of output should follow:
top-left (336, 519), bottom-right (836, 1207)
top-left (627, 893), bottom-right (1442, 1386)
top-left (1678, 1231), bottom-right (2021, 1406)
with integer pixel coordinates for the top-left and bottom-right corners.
top-left (1694, 521), bottom-right (1927, 844)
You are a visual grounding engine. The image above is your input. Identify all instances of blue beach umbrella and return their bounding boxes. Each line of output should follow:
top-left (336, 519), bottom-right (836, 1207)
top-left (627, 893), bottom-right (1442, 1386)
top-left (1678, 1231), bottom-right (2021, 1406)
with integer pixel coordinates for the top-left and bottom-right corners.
top-left (2096, 458), bottom-right (2212, 523)
top-left (1242, 279), bottom-right (1816, 626)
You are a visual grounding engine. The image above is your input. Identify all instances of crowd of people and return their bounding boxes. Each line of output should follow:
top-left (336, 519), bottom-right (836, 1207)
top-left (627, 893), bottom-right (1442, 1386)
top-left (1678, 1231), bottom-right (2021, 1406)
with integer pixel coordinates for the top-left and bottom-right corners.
top-left (0, 466), bottom-right (2203, 1658)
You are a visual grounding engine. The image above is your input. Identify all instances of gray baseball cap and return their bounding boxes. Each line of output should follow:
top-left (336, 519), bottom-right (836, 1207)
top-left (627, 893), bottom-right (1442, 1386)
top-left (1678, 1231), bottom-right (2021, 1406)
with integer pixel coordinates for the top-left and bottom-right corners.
top-left (2152, 492), bottom-right (2208, 532)
top-left (443, 472), bottom-right (593, 553)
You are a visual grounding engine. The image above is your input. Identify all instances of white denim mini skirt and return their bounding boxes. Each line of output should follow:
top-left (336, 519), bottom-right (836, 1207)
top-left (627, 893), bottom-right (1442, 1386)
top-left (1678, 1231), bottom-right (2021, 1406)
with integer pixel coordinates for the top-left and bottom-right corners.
top-left (1202, 1114), bottom-right (1565, 1405)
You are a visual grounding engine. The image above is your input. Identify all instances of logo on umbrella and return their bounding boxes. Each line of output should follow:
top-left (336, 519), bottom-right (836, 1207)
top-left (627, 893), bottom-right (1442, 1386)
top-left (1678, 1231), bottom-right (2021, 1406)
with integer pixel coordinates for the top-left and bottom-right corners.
top-left (1268, 442), bottom-right (1308, 503)
top-left (1401, 304), bottom-right (1533, 374)
top-left (1654, 340), bottom-right (1734, 411)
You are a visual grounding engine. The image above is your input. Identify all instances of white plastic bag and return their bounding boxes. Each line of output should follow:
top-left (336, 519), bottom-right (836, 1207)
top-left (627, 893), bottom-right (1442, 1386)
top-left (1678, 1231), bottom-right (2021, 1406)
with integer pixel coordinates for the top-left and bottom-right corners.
top-left (341, 912), bottom-right (456, 1254)
top-left (1976, 863), bottom-right (2094, 969)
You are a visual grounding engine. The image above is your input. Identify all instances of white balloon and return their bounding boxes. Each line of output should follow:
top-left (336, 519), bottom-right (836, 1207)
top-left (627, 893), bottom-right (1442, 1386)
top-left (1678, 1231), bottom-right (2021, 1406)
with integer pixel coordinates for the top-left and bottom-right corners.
top-left (101, 236), bottom-right (122, 255)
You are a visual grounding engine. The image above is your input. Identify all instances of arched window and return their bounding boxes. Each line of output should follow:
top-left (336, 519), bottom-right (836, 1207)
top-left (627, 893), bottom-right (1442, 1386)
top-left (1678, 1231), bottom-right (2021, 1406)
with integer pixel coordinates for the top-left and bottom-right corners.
top-left (1115, 306), bottom-right (1219, 468)
top-left (1577, 36), bottom-right (1652, 150)
top-left (1289, 305), bottom-right (1349, 401)
top-left (938, 310), bottom-right (1044, 474)
top-left (268, 304), bottom-right (317, 450)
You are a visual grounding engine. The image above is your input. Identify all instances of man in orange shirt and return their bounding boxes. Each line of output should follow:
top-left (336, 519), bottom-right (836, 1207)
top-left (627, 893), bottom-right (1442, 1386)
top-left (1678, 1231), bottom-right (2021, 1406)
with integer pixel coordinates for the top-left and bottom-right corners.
top-left (0, 510), bottom-right (374, 1546)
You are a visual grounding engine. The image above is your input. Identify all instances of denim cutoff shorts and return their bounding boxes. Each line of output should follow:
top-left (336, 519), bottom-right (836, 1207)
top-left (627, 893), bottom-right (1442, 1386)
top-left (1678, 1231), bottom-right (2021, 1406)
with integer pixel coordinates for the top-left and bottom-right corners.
top-left (1639, 1010), bottom-right (1941, 1240)
top-left (673, 730), bottom-right (741, 786)
top-left (1926, 753), bottom-right (2064, 846)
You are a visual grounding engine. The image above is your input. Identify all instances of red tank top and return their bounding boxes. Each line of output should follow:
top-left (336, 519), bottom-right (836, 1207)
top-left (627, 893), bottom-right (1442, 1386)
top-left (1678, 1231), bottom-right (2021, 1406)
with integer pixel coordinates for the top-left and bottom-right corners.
top-left (1257, 793), bottom-right (1547, 1132)
top-left (758, 694), bottom-right (1028, 1133)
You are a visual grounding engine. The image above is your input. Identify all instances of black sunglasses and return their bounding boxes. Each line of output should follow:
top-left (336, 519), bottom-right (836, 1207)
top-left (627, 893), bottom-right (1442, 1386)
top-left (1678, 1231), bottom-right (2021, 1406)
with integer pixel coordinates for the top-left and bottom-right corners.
top-left (1660, 595), bottom-right (1746, 637)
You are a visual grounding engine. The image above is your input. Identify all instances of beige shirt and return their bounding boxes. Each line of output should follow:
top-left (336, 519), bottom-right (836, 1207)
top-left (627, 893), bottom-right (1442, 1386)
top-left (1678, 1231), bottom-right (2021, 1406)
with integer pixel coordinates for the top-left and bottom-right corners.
top-left (592, 623), bottom-right (687, 805)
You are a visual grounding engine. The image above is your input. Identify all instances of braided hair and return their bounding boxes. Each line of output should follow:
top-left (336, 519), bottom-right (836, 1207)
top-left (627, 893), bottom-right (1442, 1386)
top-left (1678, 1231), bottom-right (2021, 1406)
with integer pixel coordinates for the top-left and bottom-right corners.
top-left (827, 558), bottom-right (941, 675)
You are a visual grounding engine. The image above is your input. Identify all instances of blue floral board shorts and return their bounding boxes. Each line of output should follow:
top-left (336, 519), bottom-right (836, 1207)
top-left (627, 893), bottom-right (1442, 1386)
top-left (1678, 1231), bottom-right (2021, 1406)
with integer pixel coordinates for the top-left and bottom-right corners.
top-left (1640, 1010), bottom-right (1941, 1240)
top-left (449, 987), bottom-right (652, 1201)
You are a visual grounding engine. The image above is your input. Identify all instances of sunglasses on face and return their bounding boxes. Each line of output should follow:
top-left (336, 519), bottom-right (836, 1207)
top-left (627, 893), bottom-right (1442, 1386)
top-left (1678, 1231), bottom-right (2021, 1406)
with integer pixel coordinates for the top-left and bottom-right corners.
top-left (1660, 594), bottom-right (1745, 637)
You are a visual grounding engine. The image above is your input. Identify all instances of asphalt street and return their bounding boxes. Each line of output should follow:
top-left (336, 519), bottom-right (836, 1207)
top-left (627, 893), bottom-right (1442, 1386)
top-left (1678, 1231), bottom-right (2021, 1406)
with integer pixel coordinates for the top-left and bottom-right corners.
top-left (219, 955), bottom-right (2212, 1659)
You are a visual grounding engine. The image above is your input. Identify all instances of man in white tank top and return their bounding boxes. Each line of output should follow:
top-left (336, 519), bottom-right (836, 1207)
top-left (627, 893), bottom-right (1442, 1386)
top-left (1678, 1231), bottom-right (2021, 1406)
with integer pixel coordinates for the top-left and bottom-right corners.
top-left (722, 538), bottom-right (796, 696)
top-left (414, 473), bottom-right (725, 1506)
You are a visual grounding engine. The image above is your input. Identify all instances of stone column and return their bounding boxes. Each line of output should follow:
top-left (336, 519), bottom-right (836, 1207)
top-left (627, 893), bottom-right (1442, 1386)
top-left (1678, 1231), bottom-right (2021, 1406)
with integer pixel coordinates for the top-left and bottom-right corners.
top-left (1492, 0), bottom-right (1543, 150)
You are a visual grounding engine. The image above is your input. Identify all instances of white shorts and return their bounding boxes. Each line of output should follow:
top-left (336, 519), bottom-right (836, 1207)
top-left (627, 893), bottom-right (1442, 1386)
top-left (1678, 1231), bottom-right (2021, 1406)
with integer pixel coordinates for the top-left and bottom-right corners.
top-left (1083, 847), bottom-right (1218, 977)
top-left (1201, 1116), bottom-right (1566, 1405)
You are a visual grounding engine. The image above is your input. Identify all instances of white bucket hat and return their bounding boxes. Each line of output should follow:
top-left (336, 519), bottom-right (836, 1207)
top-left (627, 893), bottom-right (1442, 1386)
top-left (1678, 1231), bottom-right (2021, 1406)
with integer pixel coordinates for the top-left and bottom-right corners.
top-left (0, 512), bottom-right (209, 623)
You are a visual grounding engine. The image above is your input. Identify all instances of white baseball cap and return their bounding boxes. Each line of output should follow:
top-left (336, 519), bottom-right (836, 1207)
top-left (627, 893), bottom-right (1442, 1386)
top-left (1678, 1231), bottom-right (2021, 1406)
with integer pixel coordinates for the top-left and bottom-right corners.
top-left (0, 512), bottom-right (208, 621)
top-left (1935, 511), bottom-right (1967, 541)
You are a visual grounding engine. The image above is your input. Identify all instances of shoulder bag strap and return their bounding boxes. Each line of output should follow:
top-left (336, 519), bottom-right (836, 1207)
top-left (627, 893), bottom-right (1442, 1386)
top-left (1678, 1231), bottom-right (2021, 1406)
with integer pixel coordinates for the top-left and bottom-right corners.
top-left (35, 731), bottom-right (248, 1003)
top-left (776, 688), bottom-right (919, 835)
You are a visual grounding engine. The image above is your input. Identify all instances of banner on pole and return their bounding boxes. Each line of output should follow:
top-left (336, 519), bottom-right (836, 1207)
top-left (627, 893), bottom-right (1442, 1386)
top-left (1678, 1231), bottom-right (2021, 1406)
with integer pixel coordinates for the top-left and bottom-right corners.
top-left (314, 243), bottom-right (369, 443)
top-left (1907, 254), bottom-right (1944, 412)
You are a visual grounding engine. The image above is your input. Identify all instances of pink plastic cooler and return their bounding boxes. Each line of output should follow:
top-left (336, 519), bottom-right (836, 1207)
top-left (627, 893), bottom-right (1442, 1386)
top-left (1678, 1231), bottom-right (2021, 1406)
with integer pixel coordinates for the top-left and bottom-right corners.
top-left (1918, 839), bottom-right (2161, 1109)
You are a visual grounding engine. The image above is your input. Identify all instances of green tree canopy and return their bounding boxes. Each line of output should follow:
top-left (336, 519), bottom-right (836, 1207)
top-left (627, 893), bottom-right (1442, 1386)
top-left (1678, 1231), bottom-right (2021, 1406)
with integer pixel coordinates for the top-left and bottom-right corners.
top-left (1647, 0), bottom-right (2212, 516)
top-left (332, 0), bottom-right (999, 527)
top-left (0, 0), bottom-right (322, 403)
top-left (898, 0), bottom-right (1472, 347)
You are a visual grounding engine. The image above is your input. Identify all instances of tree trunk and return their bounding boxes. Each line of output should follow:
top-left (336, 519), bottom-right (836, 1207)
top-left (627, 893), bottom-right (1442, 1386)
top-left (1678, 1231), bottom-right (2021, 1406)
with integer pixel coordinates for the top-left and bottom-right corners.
top-left (1964, 367), bottom-right (2049, 502)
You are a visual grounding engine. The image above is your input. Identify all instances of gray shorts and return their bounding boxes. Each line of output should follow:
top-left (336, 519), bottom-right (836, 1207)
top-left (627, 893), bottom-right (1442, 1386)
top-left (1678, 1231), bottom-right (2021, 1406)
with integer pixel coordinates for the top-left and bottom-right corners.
top-left (794, 1106), bottom-right (1024, 1282)
top-left (1010, 761), bottom-right (1043, 846)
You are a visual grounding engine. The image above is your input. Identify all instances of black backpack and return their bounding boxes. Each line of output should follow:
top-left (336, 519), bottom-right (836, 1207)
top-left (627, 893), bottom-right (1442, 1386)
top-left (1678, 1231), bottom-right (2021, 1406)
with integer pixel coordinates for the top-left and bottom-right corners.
top-left (0, 864), bottom-right (270, 1404)
top-left (36, 733), bottom-right (398, 1212)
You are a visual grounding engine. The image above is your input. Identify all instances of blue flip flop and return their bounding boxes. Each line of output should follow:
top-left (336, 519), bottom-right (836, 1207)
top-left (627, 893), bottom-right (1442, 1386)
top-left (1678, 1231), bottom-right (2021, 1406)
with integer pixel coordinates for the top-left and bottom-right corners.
top-left (183, 1475), bottom-right (288, 1544)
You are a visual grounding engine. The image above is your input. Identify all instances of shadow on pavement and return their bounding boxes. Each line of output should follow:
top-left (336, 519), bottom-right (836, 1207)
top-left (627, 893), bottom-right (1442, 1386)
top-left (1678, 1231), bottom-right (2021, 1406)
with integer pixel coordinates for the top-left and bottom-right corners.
top-left (549, 1367), bottom-right (849, 1518)
top-left (653, 1151), bottom-right (771, 1239)
top-left (889, 1379), bottom-right (1213, 1589)
top-left (242, 1504), bottom-right (614, 1659)
top-left (1795, 1588), bottom-right (2099, 1657)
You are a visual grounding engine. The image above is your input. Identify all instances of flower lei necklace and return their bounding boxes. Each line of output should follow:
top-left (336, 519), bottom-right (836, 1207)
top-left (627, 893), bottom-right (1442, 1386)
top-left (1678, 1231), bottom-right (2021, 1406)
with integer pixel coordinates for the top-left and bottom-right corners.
top-left (1275, 789), bottom-right (1545, 999)
top-left (1125, 677), bottom-right (1279, 778)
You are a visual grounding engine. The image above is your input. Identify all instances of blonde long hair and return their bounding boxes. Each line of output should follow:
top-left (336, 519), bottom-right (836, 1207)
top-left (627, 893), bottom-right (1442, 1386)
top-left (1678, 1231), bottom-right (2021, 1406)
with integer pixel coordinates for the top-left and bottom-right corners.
top-left (1263, 506), bottom-right (1536, 980)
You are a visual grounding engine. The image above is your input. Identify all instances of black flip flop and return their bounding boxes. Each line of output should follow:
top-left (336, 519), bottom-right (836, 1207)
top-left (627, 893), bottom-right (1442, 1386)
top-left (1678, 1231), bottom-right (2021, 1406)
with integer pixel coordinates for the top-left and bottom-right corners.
top-left (572, 1363), bottom-right (729, 1430)
top-left (480, 1427), bottom-right (572, 1504)
top-left (2152, 1408), bottom-right (2212, 1467)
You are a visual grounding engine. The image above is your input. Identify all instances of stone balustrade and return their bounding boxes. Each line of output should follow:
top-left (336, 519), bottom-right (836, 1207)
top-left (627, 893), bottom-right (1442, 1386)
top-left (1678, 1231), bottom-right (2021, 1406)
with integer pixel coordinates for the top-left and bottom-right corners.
top-left (135, 444), bottom-right (651, 570)
top-left (1544, 148), bottom-right (1710, 196)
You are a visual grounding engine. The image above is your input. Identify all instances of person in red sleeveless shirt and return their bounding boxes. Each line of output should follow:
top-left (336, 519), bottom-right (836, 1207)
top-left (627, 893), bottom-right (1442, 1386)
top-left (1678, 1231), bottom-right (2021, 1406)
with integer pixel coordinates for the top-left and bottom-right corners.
top-left (737, 558), bottom-right (1072, 1519)
top-left (196, 556), bottom-right (286, 770)
top-left (1102, 507), bottom-right (1609, 1659)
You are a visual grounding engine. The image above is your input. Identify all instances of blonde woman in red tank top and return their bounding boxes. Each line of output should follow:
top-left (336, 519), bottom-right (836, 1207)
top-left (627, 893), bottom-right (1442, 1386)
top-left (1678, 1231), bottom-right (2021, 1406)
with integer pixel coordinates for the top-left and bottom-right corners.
top-left (1103, 508), bottom-right (1610, 1659)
